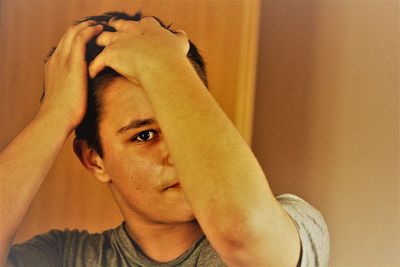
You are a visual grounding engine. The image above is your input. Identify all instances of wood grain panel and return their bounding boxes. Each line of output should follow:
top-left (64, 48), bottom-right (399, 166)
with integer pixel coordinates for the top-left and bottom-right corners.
top-left (0, 0), bottom-right (260, 243)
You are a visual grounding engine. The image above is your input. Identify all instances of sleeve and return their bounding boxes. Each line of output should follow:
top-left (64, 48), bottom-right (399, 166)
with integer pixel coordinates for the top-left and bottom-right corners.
top-left (276, 194), bottom-right (330, 267)
top-left (7, 230), bottom-right (66, 267)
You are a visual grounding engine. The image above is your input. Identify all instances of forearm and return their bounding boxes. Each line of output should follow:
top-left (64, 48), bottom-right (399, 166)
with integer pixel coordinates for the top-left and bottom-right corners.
top-left (140, 59), bottom-right (300, 265)
top-left (0, 110), bottom-right (71, 265)
top-left (142, 59), bottom-right (272, 217)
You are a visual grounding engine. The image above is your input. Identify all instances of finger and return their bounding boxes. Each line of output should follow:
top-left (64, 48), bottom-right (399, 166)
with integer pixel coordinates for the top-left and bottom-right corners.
top-left (175, 29), bottom-right (187, 37)
top-left (108, 18), bottom-right (131, 31)
top-left (108, 18), bottom-right (141, 32)
top-left (71, 24), bottom-right (104, 59)
top-left (88, 47), bottom-right (110, 78)
top-left (96, 31), bottom-right (117, 47)
top-left (57, 20), bottom-right (98, 53)
top-left (140, 16), bottom-right (161, 27)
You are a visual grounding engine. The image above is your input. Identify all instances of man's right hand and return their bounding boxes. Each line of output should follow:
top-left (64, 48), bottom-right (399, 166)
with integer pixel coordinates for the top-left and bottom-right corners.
top-left (38, 21), bottom-right (103, 132)
top-left (0, 22), bottom-right (102, 266)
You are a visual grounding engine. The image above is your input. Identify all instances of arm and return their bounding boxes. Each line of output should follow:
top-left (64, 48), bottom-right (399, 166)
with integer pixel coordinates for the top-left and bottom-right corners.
top-left (142, 61), bottom-right (301, 267)
top-left (89, 18), bottom-right (300, 267)
top-left (0, 109), bottom-right (70, 266)
top-left (0, 22), bottom-right (103, 266)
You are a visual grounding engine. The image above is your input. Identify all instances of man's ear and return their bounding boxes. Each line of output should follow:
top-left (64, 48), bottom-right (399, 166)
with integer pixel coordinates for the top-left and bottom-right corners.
top-left (73, 139), bottom-right (111, 183)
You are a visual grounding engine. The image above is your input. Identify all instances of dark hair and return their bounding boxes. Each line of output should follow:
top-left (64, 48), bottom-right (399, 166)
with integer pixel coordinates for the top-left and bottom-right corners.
top-left (46, 11), bottom-right (208, 158)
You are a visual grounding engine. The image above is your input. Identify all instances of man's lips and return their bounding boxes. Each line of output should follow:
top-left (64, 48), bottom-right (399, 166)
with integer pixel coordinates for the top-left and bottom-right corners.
top-left (163, 182), bottom-right (181, 190)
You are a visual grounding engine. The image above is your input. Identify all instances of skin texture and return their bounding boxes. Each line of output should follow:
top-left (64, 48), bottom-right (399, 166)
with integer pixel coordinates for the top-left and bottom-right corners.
top-left (1, 17), bottom-right (301, 267)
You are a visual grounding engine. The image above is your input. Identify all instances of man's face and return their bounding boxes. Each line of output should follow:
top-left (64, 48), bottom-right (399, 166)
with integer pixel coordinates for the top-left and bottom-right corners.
top-left (97, 77), bottom-right (194, 224)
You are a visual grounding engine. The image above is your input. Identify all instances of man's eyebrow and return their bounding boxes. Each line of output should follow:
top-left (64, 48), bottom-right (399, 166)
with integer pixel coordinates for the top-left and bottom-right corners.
top-left (116, 118), bottom-right (155, 134)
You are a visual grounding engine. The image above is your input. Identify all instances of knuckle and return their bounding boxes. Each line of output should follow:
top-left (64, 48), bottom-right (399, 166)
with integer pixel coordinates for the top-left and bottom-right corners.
top-left (121, 22), bottom-right (135, 31)
top-left (112, 19), bottom-right (124, 27)
top-left (77, 31), bottom-right (86, 40)
top-left (142, 16), bottom-right (158, 24)
top-left (176, 29), bottom-right (187, 37)
top-left (98, 31), bottom-right (110, 41)
top-left (65, 21), bottom-right (91, 37)
top-left (82, 20), bottom-right (95, 26)
top-left (114, 20), bottom-right (138, 31)
top-left (51, 50), bottom-right (69, 65)
top-left (66, 25), bottom-right (77, 35)
top-left (74, 31), bottom-right (88, 43)
top-left (114, 19), bottom-right (123, 25)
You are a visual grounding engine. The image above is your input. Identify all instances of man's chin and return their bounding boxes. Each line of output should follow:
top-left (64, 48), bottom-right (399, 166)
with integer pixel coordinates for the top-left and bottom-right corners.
top-left (164, 206), bottom-right (196, 224)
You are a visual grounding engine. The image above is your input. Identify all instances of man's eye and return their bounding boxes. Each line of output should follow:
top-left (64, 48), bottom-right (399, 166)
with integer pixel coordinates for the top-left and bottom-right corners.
top-left (132, 130), bottom-right (158, 143)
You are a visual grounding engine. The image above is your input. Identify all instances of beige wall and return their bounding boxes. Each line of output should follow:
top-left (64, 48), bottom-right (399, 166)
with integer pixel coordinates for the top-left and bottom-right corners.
top-left (252, 1), bottom-right (399, 266)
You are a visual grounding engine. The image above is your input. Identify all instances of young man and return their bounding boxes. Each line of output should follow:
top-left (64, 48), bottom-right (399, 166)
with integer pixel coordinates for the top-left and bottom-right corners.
top-left (0, 12), bottom-right (329, 267)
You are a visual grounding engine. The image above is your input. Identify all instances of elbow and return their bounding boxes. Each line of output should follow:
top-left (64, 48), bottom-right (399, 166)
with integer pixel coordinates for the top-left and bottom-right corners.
top-left (207, 207), bottom-right (301, 267)
top-left (207, 211), bottom-right (266, 263)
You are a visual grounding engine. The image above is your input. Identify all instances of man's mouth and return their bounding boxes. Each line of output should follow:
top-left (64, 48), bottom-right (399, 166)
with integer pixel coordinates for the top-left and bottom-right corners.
top-left (164, 182), bottom-right (181, 190)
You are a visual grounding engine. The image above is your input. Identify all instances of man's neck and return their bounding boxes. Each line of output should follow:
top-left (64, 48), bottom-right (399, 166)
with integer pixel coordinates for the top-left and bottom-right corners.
top-left (109, 184), bottom-right (203, 262)
top-left (124, 218), bottom-right (203, 263)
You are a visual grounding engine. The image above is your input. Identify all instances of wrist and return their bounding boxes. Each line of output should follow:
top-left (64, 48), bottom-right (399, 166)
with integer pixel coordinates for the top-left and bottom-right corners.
top-left (139, 55), bottom-right (193, 85)
top-left (35, 106), bottom-right (76, 136)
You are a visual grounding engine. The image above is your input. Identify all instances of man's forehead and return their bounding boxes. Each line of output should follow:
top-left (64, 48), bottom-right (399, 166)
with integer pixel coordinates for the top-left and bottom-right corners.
top-left (102, 76), bottom-right (141, 95)
top-left (102, 77), bottom-right (147, 109)
top-left (99, 77), bottom-right (155, 130)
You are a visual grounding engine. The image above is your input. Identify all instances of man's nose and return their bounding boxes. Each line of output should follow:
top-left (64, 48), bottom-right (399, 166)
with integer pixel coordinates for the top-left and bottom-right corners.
top-left (166, 152), bottom-right (174, 165)
top-left (160, 138), bottom-right (174, 165)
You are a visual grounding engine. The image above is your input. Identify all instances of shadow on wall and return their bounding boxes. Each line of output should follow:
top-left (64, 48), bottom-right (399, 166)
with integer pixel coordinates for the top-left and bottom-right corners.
top-left (252, 1), bottom-right (327, 198)
top-left (253, 1), bottom-right (399, 266)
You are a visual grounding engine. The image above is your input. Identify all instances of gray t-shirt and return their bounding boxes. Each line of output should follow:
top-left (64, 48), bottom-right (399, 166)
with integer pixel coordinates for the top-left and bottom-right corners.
top-left (8, 194), bottom-right (329, 266)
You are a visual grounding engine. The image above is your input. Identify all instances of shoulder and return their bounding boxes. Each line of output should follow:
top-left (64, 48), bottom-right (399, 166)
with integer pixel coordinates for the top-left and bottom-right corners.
top-left (276, 194), bottom-right (330, 267)
top-left (8, 226), bottom-right (118, 267)
top-left (63, 227), bottom-right (114, 249)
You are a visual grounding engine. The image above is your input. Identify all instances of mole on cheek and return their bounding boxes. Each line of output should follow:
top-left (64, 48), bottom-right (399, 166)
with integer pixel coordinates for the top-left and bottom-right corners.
top-left (130, 176), bottom-right (140, 191)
